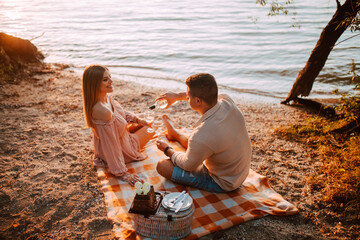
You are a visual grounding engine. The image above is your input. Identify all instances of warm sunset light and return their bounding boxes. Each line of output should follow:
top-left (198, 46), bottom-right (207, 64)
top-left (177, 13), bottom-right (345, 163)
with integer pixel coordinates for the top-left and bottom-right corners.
top-left (1, 0), bottom-right (359, 239)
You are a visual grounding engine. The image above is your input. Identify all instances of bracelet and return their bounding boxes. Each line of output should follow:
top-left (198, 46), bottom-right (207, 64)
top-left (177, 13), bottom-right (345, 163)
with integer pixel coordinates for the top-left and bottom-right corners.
top-left (164, 146), bottom-right (173, 156)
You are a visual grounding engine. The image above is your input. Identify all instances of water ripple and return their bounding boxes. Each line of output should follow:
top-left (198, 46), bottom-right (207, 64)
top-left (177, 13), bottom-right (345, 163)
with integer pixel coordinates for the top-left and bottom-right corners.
top-left (0, 0), bottom-right (358, 100)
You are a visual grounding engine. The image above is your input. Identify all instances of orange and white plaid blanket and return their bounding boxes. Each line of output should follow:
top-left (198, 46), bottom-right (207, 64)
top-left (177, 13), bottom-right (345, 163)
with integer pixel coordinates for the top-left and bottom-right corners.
top-left (97, 137), bottom-right (298, 240)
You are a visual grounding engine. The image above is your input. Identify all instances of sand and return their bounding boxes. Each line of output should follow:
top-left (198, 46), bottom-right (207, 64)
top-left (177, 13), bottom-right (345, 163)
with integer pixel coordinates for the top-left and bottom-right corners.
top-left (0, 63), bottom-right (357, 239)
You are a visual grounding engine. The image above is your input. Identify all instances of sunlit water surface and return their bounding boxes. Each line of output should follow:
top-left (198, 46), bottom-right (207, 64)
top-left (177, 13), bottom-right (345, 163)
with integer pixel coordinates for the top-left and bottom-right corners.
top-left (1, 0), bottom-right (359, 101)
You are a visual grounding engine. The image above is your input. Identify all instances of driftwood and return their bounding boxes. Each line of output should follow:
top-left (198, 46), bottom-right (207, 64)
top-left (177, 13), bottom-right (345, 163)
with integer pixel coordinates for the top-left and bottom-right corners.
top-left (0, 32), bottom-right (44, 63)
top-left (294, 97), bottom-right (360, 134)
top-left (332, 119), bottom-right (360, 134)
top-left (292, 97), bottom-right (336, 116)
top-left (0, 32), bottom-right (44, 83)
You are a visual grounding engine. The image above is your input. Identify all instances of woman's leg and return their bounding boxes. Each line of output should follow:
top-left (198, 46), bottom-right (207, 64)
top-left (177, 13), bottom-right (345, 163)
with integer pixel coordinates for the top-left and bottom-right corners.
top-left (133, 126), bottom-right (155, 149)
top-left (162, 115), bottom-right (189, 148)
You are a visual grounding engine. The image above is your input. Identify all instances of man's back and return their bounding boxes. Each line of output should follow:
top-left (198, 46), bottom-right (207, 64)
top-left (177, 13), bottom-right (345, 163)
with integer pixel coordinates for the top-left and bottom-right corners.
top-left (191, 95), bottom-right (252, 191)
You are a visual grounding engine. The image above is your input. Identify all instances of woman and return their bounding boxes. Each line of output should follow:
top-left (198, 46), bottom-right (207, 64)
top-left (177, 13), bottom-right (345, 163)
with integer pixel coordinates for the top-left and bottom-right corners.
top-left (82, 65), bottom-right (154, 186)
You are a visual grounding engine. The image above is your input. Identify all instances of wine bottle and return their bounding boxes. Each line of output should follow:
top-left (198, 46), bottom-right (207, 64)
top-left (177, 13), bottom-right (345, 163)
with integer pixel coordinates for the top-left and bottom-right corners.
top-left (149, 99), bottom-right (168, 110)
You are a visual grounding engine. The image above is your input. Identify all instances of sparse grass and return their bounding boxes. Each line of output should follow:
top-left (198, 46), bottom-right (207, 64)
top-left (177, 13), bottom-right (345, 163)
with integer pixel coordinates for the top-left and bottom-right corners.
top-left (276, 115), bottom-right (360, 216)
top-left (0, 47), bottom-right (18, 83)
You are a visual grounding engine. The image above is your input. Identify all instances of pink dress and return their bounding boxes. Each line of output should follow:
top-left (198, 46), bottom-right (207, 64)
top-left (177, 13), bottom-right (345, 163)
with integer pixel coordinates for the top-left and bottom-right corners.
top-left (91, 97), bottom-right (145, 177)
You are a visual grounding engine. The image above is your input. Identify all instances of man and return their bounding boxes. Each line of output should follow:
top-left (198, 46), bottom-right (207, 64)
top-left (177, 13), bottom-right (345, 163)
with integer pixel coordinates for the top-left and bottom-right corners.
top-left (155, 73), bottom-right (252, 193)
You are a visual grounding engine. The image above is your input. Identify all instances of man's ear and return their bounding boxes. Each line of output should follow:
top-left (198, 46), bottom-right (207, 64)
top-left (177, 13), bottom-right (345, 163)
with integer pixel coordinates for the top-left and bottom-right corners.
top-left (195, 97), bottom-right (201, 105)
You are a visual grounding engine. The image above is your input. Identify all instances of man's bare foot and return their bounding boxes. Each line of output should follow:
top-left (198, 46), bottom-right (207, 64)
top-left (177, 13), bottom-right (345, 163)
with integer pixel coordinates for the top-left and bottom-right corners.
top-left (162, 115), bottom-right (181, 141)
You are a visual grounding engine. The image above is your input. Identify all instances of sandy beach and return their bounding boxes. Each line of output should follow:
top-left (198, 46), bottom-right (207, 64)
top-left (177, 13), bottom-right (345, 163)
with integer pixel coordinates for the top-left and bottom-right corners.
top-left (0, 63), bottom-right (357, 239)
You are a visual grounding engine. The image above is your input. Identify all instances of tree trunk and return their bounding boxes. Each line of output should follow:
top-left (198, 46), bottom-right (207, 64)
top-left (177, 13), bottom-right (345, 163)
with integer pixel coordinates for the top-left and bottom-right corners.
top-left (282, 0), bottom-right (360, 104)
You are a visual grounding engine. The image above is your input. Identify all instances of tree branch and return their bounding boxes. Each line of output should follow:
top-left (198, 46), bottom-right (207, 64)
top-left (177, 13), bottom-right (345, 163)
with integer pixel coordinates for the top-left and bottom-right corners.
top-left (30, 32), bottom-right (45, 41)
top-left (335, 33), bottom-right (360, 46)
top-left (336, 0), bottom-right (342, 9)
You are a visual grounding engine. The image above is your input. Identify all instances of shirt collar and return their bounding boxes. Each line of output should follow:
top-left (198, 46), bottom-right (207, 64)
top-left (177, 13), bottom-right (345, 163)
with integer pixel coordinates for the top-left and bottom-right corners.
top-left (194, 101), bottom-right (220, 127)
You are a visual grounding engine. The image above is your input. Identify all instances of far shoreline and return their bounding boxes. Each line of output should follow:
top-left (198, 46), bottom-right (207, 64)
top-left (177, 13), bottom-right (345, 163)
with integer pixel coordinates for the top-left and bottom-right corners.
top-left (62, 63), bottom-right (341, 107)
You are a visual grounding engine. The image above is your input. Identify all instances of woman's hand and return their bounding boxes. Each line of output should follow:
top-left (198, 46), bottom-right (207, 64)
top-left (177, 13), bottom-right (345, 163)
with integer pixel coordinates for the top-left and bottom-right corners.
top-left (137, 118), bottom-right (151, 127)
top-left (121, 172), bottom-right (144, 187)
top-left (156, 139), bottom-right (169, 152)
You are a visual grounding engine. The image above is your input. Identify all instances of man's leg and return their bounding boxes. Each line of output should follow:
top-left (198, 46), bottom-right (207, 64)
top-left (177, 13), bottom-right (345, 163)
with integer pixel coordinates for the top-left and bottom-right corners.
top-left (157, 160), bottom-right (226, 193)
top-left (156, 159), bottom-right (174, 180)
top-left (162, 115), bottom-right (188, 148)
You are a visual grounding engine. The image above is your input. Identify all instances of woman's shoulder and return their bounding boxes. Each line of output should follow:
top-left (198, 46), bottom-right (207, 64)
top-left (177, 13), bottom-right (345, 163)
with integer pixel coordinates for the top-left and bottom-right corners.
top-left (92, 102), bottom-right (113, 122)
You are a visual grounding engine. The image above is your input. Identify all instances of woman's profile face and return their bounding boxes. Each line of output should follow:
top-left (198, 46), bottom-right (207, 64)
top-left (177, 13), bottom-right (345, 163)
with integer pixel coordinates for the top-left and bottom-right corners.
top-left (99, 69), bottom-right (113, 94)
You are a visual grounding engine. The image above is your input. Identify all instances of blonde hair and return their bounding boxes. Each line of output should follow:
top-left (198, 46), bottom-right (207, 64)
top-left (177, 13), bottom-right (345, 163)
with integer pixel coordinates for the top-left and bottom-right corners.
top-left (82, 65), bottom-right (107, 129)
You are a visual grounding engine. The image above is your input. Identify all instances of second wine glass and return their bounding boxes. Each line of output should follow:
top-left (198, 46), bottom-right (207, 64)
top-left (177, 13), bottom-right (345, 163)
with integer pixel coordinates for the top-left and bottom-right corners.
top-left (152, 119), bottom-right (163, 136)
top-left (145, 111), bottom-right (155, 133)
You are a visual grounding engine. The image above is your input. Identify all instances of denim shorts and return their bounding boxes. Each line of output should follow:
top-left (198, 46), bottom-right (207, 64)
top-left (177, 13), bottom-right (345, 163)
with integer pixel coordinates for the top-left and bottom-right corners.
top-left (171, 165), bottom-right (226, 193)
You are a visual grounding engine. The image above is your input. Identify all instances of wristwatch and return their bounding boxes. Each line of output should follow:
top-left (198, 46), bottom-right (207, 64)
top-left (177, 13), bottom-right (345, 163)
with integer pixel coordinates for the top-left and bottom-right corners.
top-left (164, 146), bottom-right (173, 156)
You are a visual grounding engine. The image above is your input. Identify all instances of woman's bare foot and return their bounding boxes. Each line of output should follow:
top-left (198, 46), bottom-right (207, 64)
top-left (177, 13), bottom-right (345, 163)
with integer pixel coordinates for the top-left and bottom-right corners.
top-left (162, 115), bottom-right (181, 141)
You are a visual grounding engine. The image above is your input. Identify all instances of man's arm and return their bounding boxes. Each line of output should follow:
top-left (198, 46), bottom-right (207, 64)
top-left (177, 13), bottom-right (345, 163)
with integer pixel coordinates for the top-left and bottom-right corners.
top-left (174, 92), bottom-right (187, 101)
top-left (171, 139), bottom-right (213, 172)
top-left (156, 92), bottom-right (187, 109)
top-left (156, 138), bottom-right (213, 172)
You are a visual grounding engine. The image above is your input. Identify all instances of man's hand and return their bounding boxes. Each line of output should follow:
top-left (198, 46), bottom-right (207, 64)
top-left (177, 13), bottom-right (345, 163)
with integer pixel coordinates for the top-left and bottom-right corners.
top-left (156, 140), bottom-right (169, 152)
top-left (155, 92), bottom-right (186, 109)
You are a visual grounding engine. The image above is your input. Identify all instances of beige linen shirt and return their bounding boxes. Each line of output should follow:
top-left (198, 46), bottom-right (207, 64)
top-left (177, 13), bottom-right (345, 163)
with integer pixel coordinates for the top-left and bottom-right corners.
top-left (171, 94), bottom-right (252, 191)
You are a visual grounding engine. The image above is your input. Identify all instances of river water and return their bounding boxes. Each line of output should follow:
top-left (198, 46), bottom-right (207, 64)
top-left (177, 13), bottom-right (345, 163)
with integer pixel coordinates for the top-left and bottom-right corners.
top-left (1, 0), bottom-right (359, 101)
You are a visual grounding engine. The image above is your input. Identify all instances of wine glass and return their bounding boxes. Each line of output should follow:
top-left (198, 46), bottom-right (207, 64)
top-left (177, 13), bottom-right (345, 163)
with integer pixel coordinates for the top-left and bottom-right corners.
top-left (145, 111), bottom-right (155, 133)
top-left (145, 111), bottom-right (154, 124)
top-left (152, 119), bottom-right (163, 136)
top-left (137, 113), bottom-right (145, 122)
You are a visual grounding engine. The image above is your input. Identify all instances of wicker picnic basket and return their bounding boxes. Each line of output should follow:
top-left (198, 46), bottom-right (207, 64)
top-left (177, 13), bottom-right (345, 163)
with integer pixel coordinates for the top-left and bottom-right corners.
top-left (131, 194), bottom-right (194, 239)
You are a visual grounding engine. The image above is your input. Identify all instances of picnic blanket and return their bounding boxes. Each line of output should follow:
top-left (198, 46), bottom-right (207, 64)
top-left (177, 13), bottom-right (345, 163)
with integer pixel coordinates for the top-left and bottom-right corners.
top-left (97, 137), bottom-right (298, 240)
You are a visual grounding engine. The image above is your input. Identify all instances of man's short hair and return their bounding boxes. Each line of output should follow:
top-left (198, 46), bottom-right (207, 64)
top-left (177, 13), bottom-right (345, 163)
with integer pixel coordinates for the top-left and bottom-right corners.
top-left (185, 73), bottom-right (218, 105)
